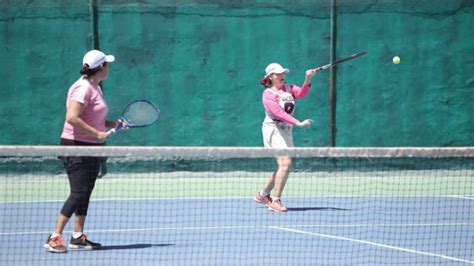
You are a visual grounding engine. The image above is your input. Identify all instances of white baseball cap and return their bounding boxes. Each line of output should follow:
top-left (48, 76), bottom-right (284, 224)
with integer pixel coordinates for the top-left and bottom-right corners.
top-left (82, 50), bottom-right (115, 69)
top-left (265, 63), bottom-right (289, 77)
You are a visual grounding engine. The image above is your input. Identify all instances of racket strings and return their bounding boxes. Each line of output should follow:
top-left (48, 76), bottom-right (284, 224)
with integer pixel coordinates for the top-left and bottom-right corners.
top-left (123, 102), bottom-right (160, 127)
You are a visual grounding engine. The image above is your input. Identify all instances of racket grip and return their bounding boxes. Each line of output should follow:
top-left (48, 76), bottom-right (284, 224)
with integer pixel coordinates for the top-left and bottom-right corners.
top-left (107, 122), bottom-right (128, 136)
top-left (106, 128), bottom-right (117, 136)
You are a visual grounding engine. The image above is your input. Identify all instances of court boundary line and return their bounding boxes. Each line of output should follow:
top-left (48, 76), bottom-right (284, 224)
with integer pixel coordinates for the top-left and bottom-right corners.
top-left (2, 222), bottom-right (473, 236)
top-left (270, 226), bottom-right (474, 264)
top-left (448, 195), bottom-right (474, 200)
top-left (2, 195), bottom-right (473, 204)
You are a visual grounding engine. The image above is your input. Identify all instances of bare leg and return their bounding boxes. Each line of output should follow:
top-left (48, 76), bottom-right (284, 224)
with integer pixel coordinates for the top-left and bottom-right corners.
top-left (73, 215), bottom-right (86, 233)
top-left (261, 171), bottom-right (276, 194)
top-left (272, 156), bottom-right (292, 198)
top-left (54, 214), bottom-right (69, 234)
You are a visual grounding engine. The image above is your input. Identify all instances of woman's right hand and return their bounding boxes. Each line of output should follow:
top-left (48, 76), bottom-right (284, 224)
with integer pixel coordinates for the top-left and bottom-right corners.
top-left (296, 119), bottom-right (313, 128)
top-left (305, 68), bottom-right (319, 79)
top-left (96, 131), bottom-right (109, 142)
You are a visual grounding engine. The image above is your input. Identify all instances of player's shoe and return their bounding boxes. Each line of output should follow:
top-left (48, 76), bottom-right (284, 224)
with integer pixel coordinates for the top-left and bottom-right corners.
top-left (69, 234), bottom-right (102, 250)
top-left (44, 234), bottom-right (67, 253)
top-left (267, 199), bottom-right (288, 212)
top-left (254, 193), bottom-right (272, 206)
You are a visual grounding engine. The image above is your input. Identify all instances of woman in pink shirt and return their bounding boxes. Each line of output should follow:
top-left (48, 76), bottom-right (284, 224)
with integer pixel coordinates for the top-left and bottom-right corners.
top-left (254, 63), bottom-right (319, 212)
top-left (44, 50), bottom-right (118, 253)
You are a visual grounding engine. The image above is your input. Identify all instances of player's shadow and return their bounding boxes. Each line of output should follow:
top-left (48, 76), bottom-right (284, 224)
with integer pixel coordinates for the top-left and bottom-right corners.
top-left (99, 243), bottom-right (174, 251)
top-left (287, 207), bottom-right (350, 212)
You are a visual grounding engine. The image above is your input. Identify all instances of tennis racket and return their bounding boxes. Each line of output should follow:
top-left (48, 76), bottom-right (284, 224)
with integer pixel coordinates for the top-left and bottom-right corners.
top-left (107, 99), bottom-right (160, 136)
top-left (315, 51), bottom-right (367, 71)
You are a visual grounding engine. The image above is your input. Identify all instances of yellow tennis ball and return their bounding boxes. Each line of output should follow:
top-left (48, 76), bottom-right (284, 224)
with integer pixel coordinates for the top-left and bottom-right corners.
top-left (393, 56), bottom-right (400, 64)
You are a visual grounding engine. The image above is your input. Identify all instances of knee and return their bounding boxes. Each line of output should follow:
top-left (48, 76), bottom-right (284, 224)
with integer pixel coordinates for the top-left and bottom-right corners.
top-left (278, 157), bottom-right (292, 171)
top-left (61, 191), bottom-right (92, 218)
top-left (69, 190), bottom-right (91, 203)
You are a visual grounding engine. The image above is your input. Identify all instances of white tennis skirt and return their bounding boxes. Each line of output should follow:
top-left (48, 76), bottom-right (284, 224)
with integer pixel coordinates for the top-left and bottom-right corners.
top-left (262, 121), bottom-right (294, 148)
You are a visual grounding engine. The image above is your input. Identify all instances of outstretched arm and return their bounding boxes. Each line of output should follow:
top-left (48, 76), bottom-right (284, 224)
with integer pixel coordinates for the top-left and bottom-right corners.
top-left (291, 68), bottom-right (319, 99)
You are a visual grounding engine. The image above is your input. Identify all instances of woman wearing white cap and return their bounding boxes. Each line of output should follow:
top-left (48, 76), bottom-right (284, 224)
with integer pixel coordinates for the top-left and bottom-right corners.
top-left (44, 50), bottom-right (118, 253)
top-left (254, 63), bottom-right (318, 212)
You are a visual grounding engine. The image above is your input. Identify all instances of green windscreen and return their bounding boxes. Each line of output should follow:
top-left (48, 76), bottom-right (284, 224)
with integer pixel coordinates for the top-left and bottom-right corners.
top-left (0, 1), bottom-right (473, 146)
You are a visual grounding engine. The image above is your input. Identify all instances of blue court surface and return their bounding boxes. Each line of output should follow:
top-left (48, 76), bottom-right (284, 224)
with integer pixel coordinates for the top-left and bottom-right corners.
top-left (1, 196), bottom-right (473, 265)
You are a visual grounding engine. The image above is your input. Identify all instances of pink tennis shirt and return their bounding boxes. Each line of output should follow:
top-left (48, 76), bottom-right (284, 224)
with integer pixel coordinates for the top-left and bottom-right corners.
top-left (262, 84), bottom-right (311, 125)
top-left (60, 76), bottom-right (109, 143)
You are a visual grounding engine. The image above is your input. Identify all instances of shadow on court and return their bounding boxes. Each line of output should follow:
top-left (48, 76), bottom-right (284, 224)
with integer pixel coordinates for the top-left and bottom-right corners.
top-left (99, 243), bottom-right (174, 251)
top-left (287, 207), bottom-right (350, 212)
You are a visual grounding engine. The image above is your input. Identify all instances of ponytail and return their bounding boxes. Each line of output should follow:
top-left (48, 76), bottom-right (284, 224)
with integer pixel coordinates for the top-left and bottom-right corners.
top-left (260, 76), bottom-right (272, 88)
top-left (80, 63), bottom-right (103, 77)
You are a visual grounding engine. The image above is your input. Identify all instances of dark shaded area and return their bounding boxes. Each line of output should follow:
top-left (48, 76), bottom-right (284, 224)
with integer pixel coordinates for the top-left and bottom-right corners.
top-left (98, 243), bottom-right (174, 251)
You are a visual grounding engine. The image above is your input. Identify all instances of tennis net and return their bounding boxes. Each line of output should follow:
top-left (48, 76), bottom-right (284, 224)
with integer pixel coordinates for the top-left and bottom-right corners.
top-left (0, 146), bottom-right (473, 265)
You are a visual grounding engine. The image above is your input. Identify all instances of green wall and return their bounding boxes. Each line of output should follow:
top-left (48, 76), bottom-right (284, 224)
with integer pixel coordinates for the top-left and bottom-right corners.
top-left (0, 0), bottom-right (473, 146)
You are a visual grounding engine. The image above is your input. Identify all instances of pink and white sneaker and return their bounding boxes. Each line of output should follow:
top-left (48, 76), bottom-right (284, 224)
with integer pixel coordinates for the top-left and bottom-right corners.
top-left (267, 199), bottom-right (288, 212)
top-left (253, 193), bottom-right (272, 206)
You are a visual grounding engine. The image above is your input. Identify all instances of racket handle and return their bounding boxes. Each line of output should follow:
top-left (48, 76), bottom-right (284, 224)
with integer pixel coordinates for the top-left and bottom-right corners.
top-left (107, 123), bottom-right (129, 136)
top-left (321, 65), bottom-right (331, 70)
top-left (106, 128), bottom-right (117, 136)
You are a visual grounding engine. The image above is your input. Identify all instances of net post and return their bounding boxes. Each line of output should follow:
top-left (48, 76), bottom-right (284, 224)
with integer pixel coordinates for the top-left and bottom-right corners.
top-left (329, 0), bottom-right (337, 147)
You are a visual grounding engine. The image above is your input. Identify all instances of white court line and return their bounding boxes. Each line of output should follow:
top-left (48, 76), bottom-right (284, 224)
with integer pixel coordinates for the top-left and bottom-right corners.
top-left (0, 225), bottom-right (256, 236)
top-left (271, 226), bottom-right (474, 265)
top-left (0, 196), bottom-right (251, 204)
top-left (1, 196), bottom-right (268, 204)
top-left (1, 195), bottom-right (471, 204)
top-left (1, 223), bottom-right (472, 236)
top-left (448, 195), bottom-right (474, 200)
top-left (288, 223), bottom-right (473, 228)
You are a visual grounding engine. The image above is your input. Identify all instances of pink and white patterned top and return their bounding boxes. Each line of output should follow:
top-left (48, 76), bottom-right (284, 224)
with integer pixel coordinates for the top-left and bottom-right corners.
top-left (262, 83), bottom-right (311, 125)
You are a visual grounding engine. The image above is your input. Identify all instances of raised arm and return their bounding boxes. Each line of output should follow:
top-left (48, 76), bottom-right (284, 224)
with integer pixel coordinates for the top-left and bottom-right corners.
top-left (291, 68), bottom-right (319, 99)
